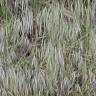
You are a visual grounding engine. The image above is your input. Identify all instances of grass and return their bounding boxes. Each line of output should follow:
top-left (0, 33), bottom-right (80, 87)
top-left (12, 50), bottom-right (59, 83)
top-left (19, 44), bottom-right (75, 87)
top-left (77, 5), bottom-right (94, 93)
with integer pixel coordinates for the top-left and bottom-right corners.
top-left (0, 0), bottom-right (96, 96)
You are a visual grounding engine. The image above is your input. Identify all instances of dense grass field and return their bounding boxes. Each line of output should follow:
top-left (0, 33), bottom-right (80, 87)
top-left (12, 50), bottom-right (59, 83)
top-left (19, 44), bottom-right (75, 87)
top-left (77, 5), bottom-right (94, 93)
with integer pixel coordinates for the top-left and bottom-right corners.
top-left (0, 0), bottom-right (96, 96)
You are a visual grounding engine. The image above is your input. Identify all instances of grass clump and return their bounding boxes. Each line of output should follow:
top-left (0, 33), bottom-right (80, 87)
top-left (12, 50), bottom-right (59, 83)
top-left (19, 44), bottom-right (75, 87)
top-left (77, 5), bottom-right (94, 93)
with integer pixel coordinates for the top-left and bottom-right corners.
top-left (0, 0), bottom-right (96, 96)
